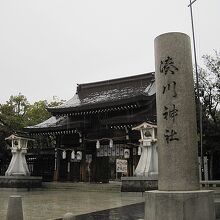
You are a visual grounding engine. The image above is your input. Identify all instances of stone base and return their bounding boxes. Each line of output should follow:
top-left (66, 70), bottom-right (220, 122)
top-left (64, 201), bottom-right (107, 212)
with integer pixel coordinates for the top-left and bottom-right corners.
top-left (0, 176), bottom-right (42, 188)
top-left (145, 190), bottom-right (215, 220)
top-left (121, 176), bottom-right (158, 192)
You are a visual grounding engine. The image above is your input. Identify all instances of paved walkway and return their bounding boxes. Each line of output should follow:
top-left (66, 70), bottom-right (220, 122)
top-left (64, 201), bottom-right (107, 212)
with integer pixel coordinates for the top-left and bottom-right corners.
top-left (72, 202), bottom-right (144, 220)
top-left (1, 183), bottom-right (220, 220)
top-left (0, 183), bottom-right (145, 220)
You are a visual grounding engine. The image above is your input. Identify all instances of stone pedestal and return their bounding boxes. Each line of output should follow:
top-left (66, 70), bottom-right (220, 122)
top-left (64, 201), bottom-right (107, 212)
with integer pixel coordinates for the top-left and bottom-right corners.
top-left (2, 134), bottom-right (42, 188)
top-left (0, 176), bottom-right (42, 188)
top-left (134, 143), bottom-right (158, 177)
top-left (121, 176), bottom-right (157, 192)
top-left (6, 195), bottom-right (23, 220)
top-left (145, 190), bottom-right (215, 220)
top-left (5, 134), bottom-right (31, 176)
top-left (5, 147), bottom-right (30, 176)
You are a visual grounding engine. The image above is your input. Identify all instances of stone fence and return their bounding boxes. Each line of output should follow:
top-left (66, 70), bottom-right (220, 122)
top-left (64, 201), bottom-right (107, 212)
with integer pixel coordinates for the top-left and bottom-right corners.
top-left (200, 181), bottom-right (220, 188)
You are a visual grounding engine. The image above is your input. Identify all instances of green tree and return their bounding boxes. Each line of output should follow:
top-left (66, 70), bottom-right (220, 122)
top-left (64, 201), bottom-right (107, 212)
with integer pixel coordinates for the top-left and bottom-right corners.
top-left (198, 51), bottom-right (220, 126)
top-left (24, 99), bottom-right (64, 127)
top-left (0, 93), bottom-right (30, 131)
top-left (24, 100), bottom-right (51, 127)
top-left (198, 51), bottom-right (220, 179)
top-left (0, 94), bottom-right (64, 131)
top-left (0, 93), bottom-right (64, 161)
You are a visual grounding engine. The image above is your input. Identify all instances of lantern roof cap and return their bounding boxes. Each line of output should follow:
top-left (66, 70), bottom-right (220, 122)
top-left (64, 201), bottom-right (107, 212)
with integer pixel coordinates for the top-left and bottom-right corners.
top-left (132, 122), bottom-right (157, 131)
top-left (5, 132), bottom-right (34, 141)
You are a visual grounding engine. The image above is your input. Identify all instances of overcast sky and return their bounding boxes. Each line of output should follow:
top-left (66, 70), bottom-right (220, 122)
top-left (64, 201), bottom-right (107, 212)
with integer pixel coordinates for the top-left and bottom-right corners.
top-left (0, 0), bottom-right (219, 103)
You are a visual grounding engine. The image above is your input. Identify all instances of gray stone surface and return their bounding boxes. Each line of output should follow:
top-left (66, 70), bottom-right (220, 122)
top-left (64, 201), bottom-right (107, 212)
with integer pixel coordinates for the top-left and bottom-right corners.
top-left (147, 32), bottom-right (215, 220)
top-left (121, 176), bottom-right (157, 192)
top-left (155, 32), bottom-right (199, 191)
top-left (133, 123), bottom-right (158, 177)
top-left (6, 195), bottom-right (23, 220)
top-left (5, 135), bottom-right (31, 176)
top-left (145, 190), bottom-right (215, 220)
top-left (0, 176), bottom-right (42, 188)
top-left (0, 184), bottom-right (144, 220)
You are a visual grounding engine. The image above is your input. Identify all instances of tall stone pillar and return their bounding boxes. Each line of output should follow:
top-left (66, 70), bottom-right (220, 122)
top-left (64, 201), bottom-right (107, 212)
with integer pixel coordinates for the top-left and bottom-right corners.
top-left (144, 32), bottom-right (215, 220)
top-left (155, 32), bottom-right (199, 191)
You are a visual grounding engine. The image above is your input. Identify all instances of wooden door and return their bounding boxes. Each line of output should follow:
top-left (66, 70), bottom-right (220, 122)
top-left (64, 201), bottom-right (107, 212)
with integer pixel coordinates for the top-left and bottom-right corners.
top-left (94, 157), bottom-right (109, 183)
top-left (70, 162), bottom-right (80, 182)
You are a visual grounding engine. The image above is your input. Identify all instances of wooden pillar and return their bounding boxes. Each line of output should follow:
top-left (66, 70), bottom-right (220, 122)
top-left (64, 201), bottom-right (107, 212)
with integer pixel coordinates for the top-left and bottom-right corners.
top-left (53, 135), bottom-right (61, 181)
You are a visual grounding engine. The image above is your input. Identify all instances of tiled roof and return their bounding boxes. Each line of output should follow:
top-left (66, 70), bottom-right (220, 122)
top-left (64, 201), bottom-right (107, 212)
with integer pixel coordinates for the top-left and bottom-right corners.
top-left (25, 116), bottom-right (89, 132)
top-left (25, 72), bottom-right (155, 132)
top-left (49, 72), bottom-right (155, 114)
top-left (25, 116), bottom-right (67, 130)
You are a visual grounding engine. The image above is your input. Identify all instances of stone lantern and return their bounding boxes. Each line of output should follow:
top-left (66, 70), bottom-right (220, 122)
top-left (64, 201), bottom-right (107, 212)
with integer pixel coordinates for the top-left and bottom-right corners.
top-left (132, 122), bottom-right (158, 177)
top-left (5, 134), bottom-right (32, 176)
top-left (0, 133), bottom-right (42, 188)
top-left (121, 122), bottom-right (158, 192)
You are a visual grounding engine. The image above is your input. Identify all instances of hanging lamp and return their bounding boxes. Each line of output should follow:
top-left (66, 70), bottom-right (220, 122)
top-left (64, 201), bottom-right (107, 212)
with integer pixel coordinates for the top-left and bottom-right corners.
top-left (96, 140), bottom-right (100, 149)
top-left (62, 150), bottom-right (66, 159)
top-left (71, 150), bottom-right (75, 159)
top-left (109, 139), bottom-right (113, 148)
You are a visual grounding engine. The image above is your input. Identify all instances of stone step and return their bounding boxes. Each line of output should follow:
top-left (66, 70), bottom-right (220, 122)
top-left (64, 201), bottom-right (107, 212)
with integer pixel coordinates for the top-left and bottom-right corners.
top-left (42, 181), bottom-right (122, 192)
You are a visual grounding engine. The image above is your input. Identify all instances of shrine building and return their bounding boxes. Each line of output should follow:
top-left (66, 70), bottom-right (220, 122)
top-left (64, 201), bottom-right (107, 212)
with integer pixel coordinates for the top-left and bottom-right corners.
top-left (24, 72), bottom-right (156, 182)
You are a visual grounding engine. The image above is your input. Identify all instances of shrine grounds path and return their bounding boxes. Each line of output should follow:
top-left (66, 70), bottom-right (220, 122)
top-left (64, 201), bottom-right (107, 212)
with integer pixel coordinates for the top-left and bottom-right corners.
top-left (0, 182), bottom-right (145, 220)
top-left (1, 182), bottom-right (220, 220)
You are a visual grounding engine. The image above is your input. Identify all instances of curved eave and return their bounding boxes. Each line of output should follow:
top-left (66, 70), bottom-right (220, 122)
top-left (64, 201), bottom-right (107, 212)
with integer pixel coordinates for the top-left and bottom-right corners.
top-left (47, 94), bottom-right (155, 115)
top-left (24, 121), bottom-right (89, 134)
